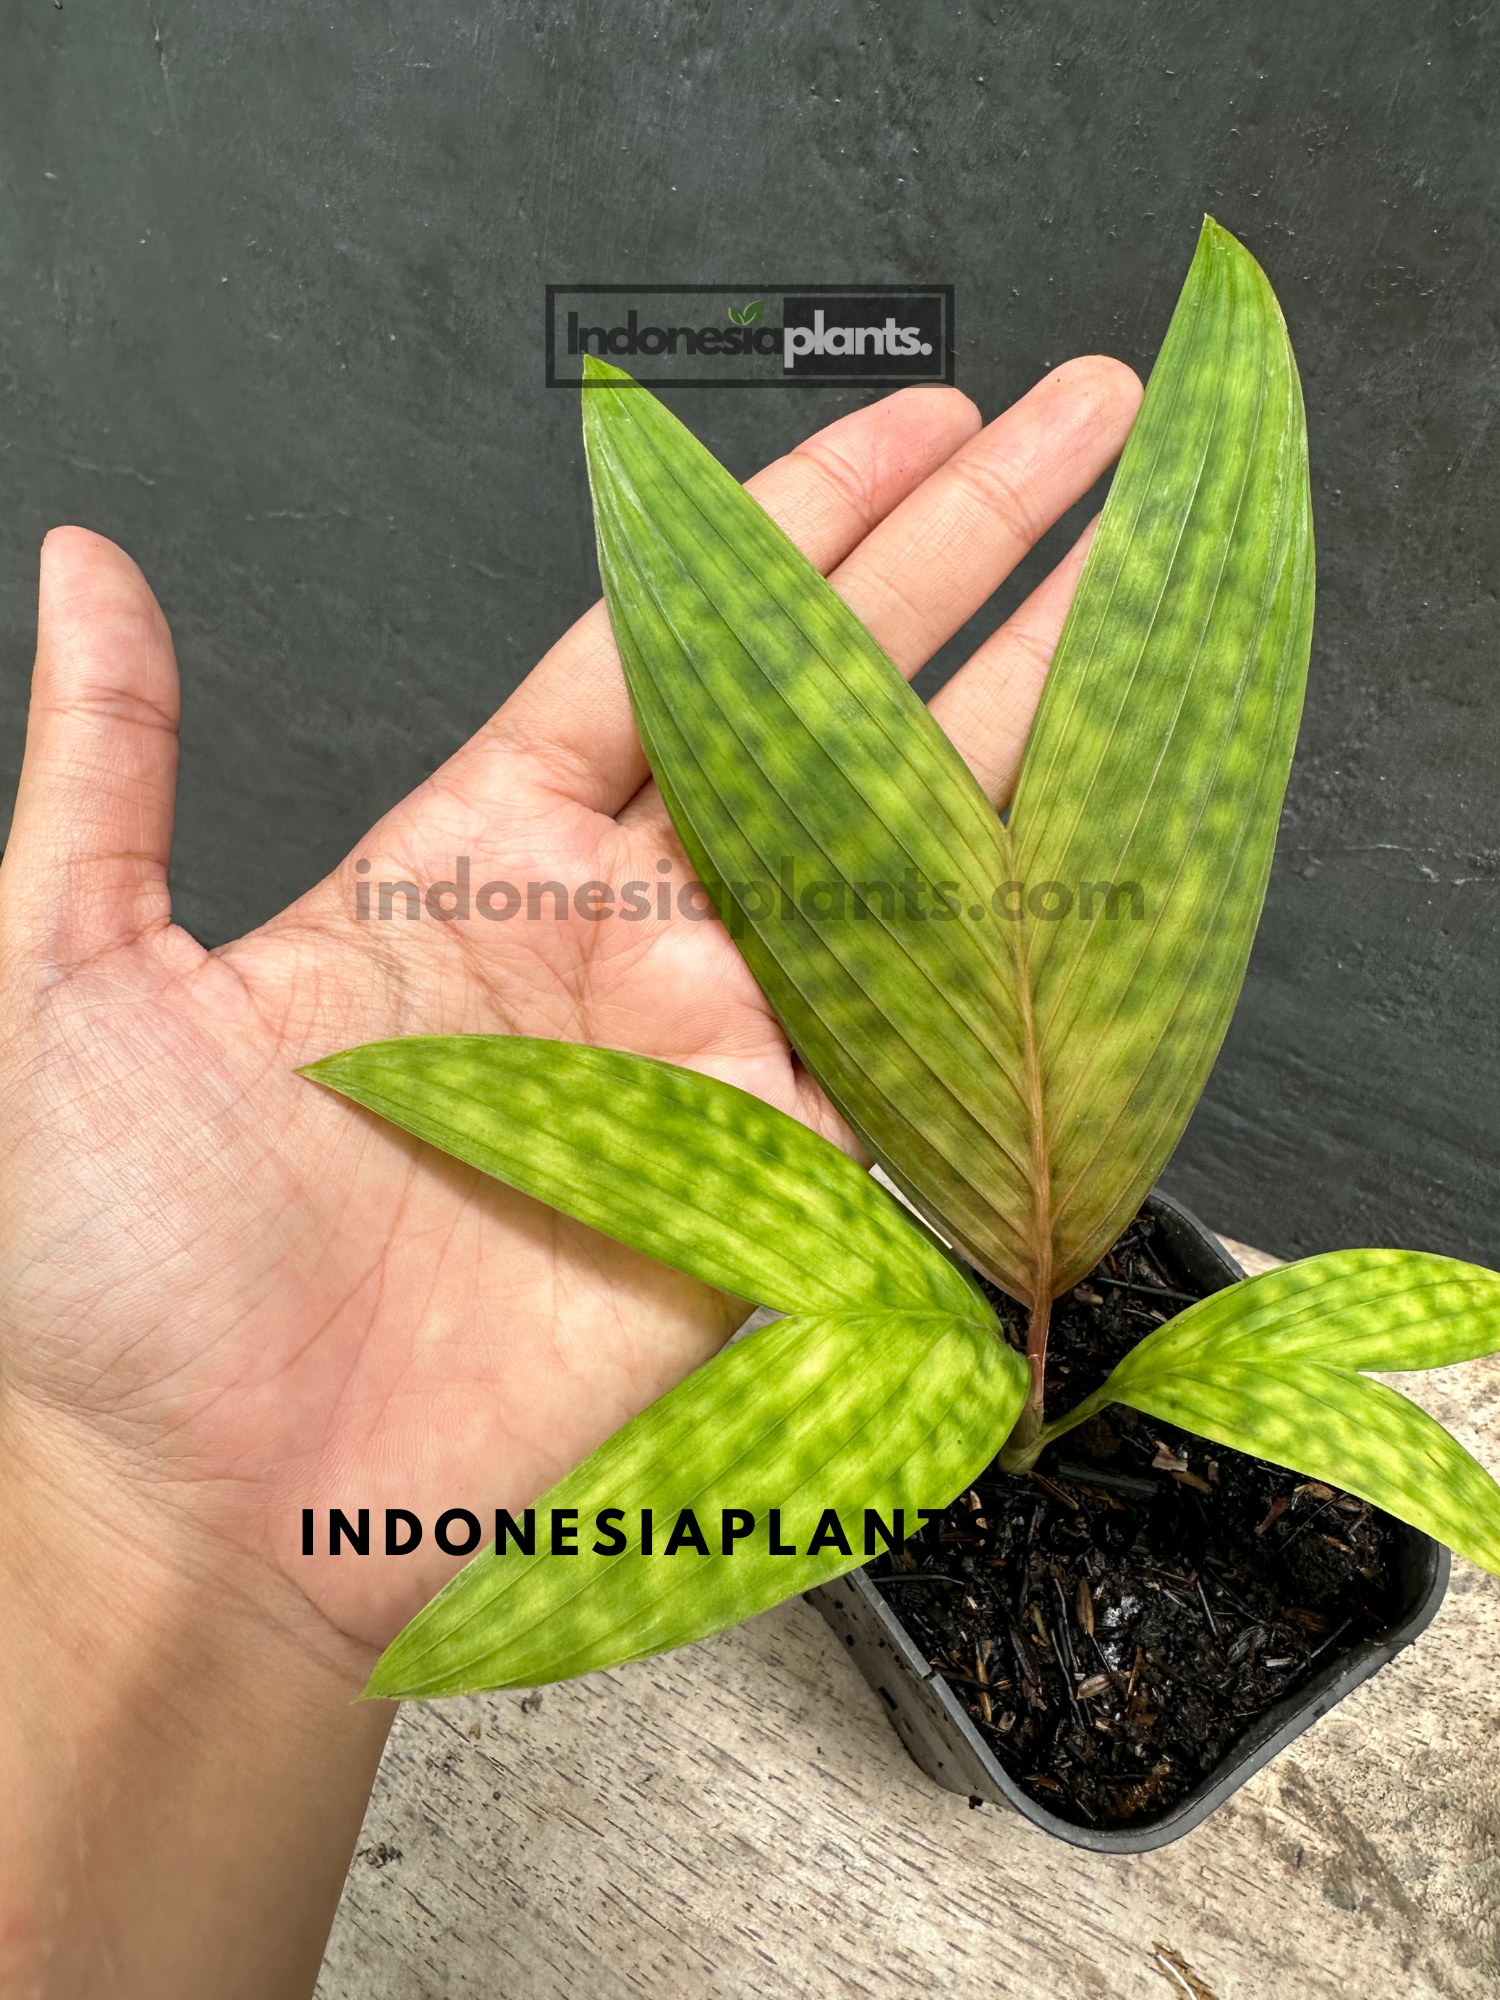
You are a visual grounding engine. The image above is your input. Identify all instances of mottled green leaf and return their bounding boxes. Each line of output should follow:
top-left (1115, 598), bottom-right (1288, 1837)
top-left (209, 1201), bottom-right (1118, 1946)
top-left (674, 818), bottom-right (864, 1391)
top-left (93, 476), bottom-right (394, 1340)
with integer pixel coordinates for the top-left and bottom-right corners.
top-left (301, 1035), bottom-right (985, 1318)
top-left (1079, 1248), bottom-right (1500, 1376)
top-left (366, 1304), bottom-right (1027, 1697)
top-left (582, 354), bottom-right (1037, 1298)
top-left (581, 217), bottom-right (1313, 1313)
top-left (1013, 218), bottom-right (1315, 1291)
top-left (1035, 1250), bottom-right (1500, 1573)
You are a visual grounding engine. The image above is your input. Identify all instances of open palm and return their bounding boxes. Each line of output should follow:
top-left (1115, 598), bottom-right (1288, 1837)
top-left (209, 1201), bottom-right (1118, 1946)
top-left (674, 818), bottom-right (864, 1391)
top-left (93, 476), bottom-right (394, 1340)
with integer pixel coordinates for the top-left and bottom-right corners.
top-left (0, 360), bottom-right (1138, 1658)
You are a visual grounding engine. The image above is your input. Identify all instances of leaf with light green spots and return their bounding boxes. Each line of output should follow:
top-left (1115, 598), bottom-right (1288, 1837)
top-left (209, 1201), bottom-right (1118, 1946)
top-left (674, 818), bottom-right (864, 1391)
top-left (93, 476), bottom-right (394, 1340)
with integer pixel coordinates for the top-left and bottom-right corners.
top-left (1010, 218), bottom-right (1315, 1292)
top-left (300, 1035), bottom-right (986, 1319)
top-left (365, 1303), bottom-right (1027, 1697)
top-left (582, 355), bottom-right (1035, 1298)
top-left (1034, 1250), bottom-right (1500, 1574)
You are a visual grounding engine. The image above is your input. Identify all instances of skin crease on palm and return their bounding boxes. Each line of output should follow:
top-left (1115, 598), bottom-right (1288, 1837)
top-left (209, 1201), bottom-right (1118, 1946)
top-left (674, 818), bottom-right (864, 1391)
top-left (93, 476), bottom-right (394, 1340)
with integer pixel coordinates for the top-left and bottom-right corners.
top-left (0, 357), bottom-right (1141, 1671)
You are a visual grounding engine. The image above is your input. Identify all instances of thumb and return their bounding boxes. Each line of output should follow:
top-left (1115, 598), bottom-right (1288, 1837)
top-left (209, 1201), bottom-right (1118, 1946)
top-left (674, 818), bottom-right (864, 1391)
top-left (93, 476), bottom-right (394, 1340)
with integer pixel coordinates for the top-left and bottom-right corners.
top-left (3, 527), bottom-right (182, 964)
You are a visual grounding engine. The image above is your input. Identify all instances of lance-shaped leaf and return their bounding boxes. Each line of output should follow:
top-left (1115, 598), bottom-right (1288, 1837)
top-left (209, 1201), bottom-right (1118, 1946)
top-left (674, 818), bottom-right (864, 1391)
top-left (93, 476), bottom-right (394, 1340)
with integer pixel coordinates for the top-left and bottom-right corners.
top-left (1011, 217), bottom-right (1315, 1291)
top-left (366, 1304), bottom-right (1027, 1698)
top-left (581, 218), bottom-right (1313, 1311)
top-left (582, 354), bottom-right (1036, 1298)
top-left (300, 1035), bottom-right (986, 1318)
top-left (1033, 1250), bottom-right (1500, 1573)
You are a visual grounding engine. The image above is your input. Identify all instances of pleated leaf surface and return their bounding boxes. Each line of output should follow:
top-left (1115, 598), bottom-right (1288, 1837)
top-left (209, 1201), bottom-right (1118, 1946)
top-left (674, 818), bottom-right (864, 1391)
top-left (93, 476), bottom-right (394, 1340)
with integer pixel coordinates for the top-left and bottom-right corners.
top-left (1011, 217), bottom-right (1315, 1292)
top-left (582, 354), bottom-right (1038, 1298)
top-left (301, 1036), bottom-right (985, 1319)
top-left (366, 1305), bottom-right (1027, 1697)
top-left (1041, 1250), bottom-right (1500, 1574)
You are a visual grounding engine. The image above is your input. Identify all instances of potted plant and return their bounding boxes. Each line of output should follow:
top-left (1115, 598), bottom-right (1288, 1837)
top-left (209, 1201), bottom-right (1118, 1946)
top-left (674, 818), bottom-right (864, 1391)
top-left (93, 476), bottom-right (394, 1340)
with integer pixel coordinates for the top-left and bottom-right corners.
top-left (805, 1190), bottom-right (1454, 1848)
top-left (301, 220), bottom-right (1500, 1845)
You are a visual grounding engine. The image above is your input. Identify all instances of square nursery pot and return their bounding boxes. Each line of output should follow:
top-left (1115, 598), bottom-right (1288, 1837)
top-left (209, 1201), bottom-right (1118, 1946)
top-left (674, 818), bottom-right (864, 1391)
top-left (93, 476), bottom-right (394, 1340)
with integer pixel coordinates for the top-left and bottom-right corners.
top-left (807, 1190), bottom-right (1450, 1853)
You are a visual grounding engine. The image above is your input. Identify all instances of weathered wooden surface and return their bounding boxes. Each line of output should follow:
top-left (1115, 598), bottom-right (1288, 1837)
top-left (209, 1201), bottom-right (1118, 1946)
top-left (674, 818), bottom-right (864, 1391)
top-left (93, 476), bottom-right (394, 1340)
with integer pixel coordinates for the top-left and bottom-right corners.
top-left (316, 1239), bottom-right (1500, 2000)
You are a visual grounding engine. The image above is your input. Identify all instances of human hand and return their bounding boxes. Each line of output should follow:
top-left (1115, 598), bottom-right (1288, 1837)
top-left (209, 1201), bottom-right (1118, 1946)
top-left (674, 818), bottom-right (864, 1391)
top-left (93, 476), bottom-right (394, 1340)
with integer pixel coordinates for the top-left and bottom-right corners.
top-left (0, 360), bottom-right (1137, 1995)
top-left (0, 360), bottom-right (1139, 1651)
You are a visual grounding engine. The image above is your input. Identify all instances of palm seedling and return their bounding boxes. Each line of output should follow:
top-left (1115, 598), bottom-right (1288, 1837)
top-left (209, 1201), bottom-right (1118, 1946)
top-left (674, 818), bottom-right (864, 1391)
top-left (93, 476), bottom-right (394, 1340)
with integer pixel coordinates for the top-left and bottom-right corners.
top-left (305, 221), bottom-right (1500, 1703)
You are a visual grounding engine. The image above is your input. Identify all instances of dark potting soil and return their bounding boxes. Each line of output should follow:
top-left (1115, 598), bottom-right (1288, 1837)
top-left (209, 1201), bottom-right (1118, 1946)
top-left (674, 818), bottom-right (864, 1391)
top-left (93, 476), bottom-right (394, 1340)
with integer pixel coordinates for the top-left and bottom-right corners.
top-left (865, 1211), bottom-right (1403, 1830)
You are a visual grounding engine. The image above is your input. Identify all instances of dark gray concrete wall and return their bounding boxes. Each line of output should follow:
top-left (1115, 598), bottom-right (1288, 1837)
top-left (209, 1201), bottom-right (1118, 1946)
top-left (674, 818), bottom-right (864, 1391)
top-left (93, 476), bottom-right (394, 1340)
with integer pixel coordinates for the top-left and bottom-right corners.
top-left (3, 2), bottom-right (1497, 1264)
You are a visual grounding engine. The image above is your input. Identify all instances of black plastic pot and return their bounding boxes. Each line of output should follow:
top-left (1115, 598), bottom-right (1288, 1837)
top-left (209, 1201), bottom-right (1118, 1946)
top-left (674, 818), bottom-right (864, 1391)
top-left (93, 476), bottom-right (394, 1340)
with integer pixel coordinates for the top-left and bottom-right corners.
top-left (806, 1190), bottom-right (1451, 1852)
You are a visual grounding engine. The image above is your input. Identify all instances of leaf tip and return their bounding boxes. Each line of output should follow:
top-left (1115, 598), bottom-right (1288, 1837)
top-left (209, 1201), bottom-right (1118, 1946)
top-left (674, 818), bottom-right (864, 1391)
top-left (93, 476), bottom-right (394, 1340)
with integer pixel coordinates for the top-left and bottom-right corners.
top-left (295, 1053), bottom-right (345, 1086)
top-left (1193, 212), bottom-right (1245, 271)
top-left (582, 353), bottom-right (635, 386)
top-left (360, 1643), bottom-right (419, 1703)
